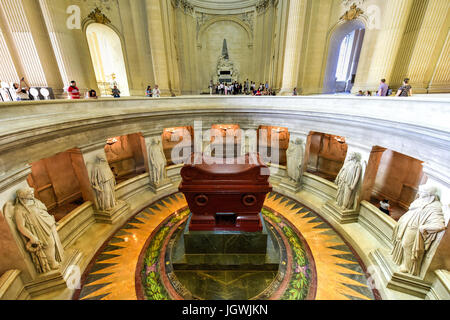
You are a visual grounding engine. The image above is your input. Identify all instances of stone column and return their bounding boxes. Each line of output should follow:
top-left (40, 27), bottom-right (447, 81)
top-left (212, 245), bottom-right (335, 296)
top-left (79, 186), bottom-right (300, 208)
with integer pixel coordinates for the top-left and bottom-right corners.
top-left (22, 0), bottom-right (64, 92)
top-left (362, 0), bottom-right (414, 89)
top-left (78, 142), bottom-right (129, 224)
top-left (0, 0), bottom-right (47, 86)
top-left (128, 0), bottom-right (156, 90)
top-left (145, 0), bottom-right (172, 96)
top-left (38, 0), bottom-right (99, 95)
top-left (404, 0), bottom-right (450, 93)
top-left (279, 0), bottom-right (308, 95)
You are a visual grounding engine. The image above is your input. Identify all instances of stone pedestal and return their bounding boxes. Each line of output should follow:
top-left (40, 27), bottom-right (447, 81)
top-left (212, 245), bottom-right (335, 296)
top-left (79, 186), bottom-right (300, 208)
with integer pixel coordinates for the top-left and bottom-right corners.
top-left (24, 249), bottom-right (83, 298)
top-left (279, 176), bottom-right (301, 194)
top-left (183, 215), bottom-right (268, 255)
top-left (173, 215), bottom-right (279, 271)
top-left (369, 248), bottom-right (432, 299)
top-left (149, 179), bottom-right (172, 194)
top-left (93, 200), bottom-right (129, 224)
top-left (322, 200), bottom-right (359, 224)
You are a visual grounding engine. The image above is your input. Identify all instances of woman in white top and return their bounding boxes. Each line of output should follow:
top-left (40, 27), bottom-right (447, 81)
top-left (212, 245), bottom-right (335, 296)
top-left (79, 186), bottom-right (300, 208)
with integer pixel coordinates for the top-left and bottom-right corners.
top-left (152, 85), bottom-right (161, 98)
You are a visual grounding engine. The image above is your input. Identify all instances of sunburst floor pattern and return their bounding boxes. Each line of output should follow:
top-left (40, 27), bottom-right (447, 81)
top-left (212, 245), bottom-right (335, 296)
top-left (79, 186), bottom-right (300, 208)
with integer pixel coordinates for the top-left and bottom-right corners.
top-left (74, 192), bottom-right (379, 300)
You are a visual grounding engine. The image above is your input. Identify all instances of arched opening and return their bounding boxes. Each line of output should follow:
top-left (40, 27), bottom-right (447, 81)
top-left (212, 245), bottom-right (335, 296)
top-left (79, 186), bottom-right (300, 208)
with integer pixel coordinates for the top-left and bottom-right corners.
top-left (323, 20), bottom-right (365, 94)
top-left (86, 23), bottom-right (130, 97)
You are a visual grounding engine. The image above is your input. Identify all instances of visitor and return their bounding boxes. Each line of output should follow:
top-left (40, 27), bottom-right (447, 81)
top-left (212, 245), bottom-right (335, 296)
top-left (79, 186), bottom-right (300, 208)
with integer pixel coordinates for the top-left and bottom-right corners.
top-left (365, 90), bottom-right (372, 96)
top-left (209, 80), bottom-right (213, 95)
top-left (146, 86), bottom-right (153, 97)
top-left (13, 77), bottom-right (31, 101)
top-left (265, 81), bottom-right (269, 91)
top-left (87, 89), bottom-right (98, 99)
top-left (377, 79), bottom-right (389, 96)
top-left (356, 90), bottom-right (364, 96)
top-left (68, 80), bottom-right (81, 99)
top-left (255, 88), bottom-right (262, 96)
top-left (293, 88), bottom-right (298, 96)
top-left (379, 199), bottom-right (391, 215)
top-left (112, 85), bottom-right (121, 98)
top-left (153, 85), bottom-right (161, 97)
top-left (396, 78), bottom-right (413, 97)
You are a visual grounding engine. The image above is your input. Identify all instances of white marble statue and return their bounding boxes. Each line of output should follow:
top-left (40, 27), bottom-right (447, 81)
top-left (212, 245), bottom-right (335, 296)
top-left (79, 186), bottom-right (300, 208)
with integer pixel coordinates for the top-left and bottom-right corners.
top-left (286, 138), bottom-right (304, 183)
top-left (391, 185), bottom-right (446, 276)
top-left (91, 156), bottom-right (117, 211)
top-left (13, 188), bottom-right (64, 274)
top-left (149, 138), bottom-right (167, 186)
top-left (334, 152), bottom-right (362, 210)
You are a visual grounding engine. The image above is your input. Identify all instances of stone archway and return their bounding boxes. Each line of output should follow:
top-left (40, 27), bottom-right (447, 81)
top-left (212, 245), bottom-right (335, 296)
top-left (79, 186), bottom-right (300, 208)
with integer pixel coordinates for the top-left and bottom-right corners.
top-left (85, 23), bottom-right (130, 97)
top-left (323, 20), bottom-right (366, 94)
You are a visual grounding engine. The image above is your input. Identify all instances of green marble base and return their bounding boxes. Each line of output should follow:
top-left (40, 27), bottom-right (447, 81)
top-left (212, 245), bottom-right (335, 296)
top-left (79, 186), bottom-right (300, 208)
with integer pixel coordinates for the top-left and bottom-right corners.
top-left (183, 214), bottom-right (268, 254)
top-left (172, 215), bottom-right (280, 271)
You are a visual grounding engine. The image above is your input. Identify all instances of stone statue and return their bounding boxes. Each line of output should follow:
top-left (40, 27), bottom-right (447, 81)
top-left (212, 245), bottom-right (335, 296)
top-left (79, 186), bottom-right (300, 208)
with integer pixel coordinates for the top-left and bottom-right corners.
top-left (13, 188), bottom-right (64, 274)
top-left (149, 138), bottom-right (167, 185)
top-left (334, 152), bottom-right (362, 210)
top-left (391, 185), bottom-right (446, 276)
top-left (286, 138), bottom-right (304, 183)
top-left (91, 156), bottom-right (117, 211)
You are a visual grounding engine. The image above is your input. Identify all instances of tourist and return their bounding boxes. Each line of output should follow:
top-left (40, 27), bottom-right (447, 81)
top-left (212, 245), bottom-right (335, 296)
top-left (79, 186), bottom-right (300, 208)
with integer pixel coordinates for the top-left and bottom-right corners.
top-left (87, 89), bottom-right (98, 99)
top-left (365, 90), bottom-right (372, 96)
top-left (356, 90), bottom-right (364, 96)
top-left (396, 78), bottom-right (413, 97)
top-left (379, 199), bottom-right (391, 215)
top-left (68, 80), bottom-right (81, 99)
top-left (153, 85), bottom-right (161, 97)
top-left (377, 79), bottom-right (389, 96)
top-left (209, 80), bottom-right (213, 95)
top-left (146, 86), bottom-right (153, 97)
top-left (265, 81), bottom-right (269, 91)
top-left (293, 88), bottom-right (298, 96)
top-left (112, 85), bottom-right (121, 98)
top-left (13, 77), bottom-right (31, 101)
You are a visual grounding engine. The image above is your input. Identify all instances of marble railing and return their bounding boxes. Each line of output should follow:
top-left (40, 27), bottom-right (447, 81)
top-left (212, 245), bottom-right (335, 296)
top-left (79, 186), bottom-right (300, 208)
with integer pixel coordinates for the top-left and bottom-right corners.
top-left (0, 96), bottom-right (448, 178)
top-left (0, 96), bottom-right (449, 299)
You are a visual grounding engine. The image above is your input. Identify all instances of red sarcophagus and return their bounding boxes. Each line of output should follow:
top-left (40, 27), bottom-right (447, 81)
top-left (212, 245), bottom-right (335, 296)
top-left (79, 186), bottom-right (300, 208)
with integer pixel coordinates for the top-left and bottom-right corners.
top-left (179, 153), bottom-right (272, 232)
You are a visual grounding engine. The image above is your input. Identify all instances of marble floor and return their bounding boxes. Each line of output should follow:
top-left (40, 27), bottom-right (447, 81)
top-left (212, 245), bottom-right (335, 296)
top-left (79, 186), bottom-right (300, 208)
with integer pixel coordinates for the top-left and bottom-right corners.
top-left (74, 192), bottom-right (379, 300)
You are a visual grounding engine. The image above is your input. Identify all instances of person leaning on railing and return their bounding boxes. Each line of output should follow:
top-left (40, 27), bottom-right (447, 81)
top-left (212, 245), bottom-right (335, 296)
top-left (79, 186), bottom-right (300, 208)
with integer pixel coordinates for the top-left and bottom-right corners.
top-left (396, 78), bottom-right (413, 97)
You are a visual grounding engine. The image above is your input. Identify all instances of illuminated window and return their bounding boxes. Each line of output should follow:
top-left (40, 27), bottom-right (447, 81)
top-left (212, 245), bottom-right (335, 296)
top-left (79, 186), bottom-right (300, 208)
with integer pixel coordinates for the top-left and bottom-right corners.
top-left (335, 30), bottom-right (355, 82)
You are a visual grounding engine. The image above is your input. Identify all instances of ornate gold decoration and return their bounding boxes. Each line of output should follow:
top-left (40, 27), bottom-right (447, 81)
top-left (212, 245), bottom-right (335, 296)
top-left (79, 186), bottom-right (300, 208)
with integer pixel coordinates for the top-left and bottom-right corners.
top-left (340, 3), bottom-right (364, 21)
top-left (88, 7), bottom-right (111, 24)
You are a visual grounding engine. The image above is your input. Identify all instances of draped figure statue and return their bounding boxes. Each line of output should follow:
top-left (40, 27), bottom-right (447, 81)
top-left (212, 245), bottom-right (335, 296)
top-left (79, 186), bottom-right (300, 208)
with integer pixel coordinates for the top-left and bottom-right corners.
top-left (391, 185), bottom-right (446, 276)
top-left (91, 156), bottom-right (117, 211)
top-left (149, 138), bottom-right (167, 186)
top-left (286, 138), bottom-right (304, 183)
top-left (13, 188), bottom-right (64, 273)
top-left (334, 152), bottom-right (362, 210)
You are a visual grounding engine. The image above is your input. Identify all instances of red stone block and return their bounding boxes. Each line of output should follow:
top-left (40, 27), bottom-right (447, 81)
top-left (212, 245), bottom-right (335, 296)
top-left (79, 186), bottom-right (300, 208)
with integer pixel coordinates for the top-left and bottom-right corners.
top-left (179, 153), bottom-right (272, 232)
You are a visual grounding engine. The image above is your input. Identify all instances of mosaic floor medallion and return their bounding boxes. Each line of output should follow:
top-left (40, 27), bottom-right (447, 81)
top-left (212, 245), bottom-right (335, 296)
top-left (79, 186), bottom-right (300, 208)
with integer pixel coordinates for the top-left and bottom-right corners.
top-left (74, 192), bottom-right (380, 300)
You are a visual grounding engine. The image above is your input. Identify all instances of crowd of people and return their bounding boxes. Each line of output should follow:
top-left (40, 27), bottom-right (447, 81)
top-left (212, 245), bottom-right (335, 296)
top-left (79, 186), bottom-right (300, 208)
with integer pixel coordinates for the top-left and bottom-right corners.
top-left (4, 77), bottom-right (415, 101)
top-left (208, 80), bottom-right (276, 96)
top-left (355, 78), bottom-right (413, 97)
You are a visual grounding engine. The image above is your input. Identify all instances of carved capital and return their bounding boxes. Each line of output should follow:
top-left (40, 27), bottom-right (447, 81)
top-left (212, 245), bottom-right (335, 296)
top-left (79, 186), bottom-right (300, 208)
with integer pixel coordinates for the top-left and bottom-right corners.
top-left (340, 3), bottom-right (364, 21)
top-left (87, 7), bottom-right (111, 25)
